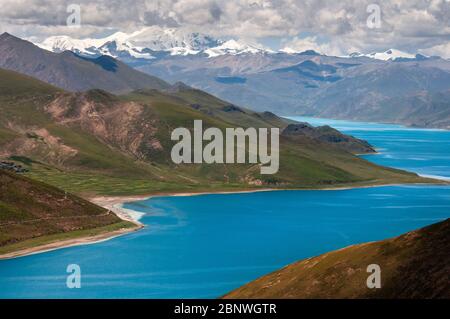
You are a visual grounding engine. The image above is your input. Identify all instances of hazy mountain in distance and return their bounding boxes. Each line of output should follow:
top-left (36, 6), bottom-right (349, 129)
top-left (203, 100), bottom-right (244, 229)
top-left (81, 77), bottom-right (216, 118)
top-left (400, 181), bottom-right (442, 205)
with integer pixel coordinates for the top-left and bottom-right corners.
top-left (139, 51), bottom-right (450, 129)
top-left (37, 27), bottom-right (266, 65)
top-left (348, 48), bottom-right (416, 61)
top-left (36, 30), bottom-right (450, 129)
top-left (0, 32), bottom-right (169, 94)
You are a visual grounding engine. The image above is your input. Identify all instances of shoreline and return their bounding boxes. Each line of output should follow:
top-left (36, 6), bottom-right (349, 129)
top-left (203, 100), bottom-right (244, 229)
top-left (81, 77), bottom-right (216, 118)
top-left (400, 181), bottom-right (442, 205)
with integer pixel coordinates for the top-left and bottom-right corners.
top-left (0, 199), bottom-right (145, 260)
top-left (0, 223), bottom-right (143, 260)
top-left (2, 180), bottom-right (447, 261)
top-left (88, 179), bottom-right (449, 214)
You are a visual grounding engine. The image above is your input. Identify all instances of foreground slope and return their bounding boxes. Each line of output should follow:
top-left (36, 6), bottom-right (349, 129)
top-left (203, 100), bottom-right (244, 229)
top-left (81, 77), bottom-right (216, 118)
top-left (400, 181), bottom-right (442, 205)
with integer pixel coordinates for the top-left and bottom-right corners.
top-left (225, 218), bottom-right (450, 299)
top-left (0, 68), bottom-right (433, 196)
top-left (0, 169), bottom-right (135, 257)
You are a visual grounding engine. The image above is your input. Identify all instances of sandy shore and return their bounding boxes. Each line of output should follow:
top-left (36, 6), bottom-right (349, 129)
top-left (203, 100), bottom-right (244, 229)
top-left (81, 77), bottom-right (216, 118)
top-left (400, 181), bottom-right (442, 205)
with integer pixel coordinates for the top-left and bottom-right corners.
top-left (0, 225), bottom-right (142, 260)
top-left (90, 195), bottom-right (151, 224)
top-left (89, 188), bottom-right (277, 211)
top-left (0, 197), bottom-right (145, 260)
top-left (88, 180), bottom-right (448, 210)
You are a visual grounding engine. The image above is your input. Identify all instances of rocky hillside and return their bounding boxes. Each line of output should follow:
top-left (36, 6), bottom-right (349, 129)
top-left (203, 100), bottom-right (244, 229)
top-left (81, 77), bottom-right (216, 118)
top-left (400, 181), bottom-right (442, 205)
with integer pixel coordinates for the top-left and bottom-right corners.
top-left (0, 66), bottom-right (433, 196)
top-left (282, 123), bottom-right (375, 154)
top-left (224, 219), bottom-right (450, 299)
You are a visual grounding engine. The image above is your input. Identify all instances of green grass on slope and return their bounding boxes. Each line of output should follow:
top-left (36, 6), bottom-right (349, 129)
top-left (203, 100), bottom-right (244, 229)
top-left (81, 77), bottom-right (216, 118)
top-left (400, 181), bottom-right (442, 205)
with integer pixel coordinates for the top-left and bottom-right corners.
top-left (0, 170), bottom-right (132, 248)
top-left (0, 68), bottom-right (60, 96)
top-left (0, 67), bottom-right (437, 197)
top-left (126, 89), bottom-right (288, 129)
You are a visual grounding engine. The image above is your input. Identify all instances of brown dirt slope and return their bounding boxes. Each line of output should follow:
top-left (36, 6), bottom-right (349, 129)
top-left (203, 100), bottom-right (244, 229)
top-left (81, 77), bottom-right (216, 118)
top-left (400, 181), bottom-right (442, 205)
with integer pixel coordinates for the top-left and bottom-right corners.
top-left (0, 169), bottom-right (124, 247)
top-left (224, 219), bottom-right (450, 299)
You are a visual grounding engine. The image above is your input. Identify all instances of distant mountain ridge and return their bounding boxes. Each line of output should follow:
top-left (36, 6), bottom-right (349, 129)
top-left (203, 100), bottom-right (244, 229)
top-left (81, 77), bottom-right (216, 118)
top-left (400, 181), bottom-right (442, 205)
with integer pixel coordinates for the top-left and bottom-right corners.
top-left (133, 45), bottom-right (450, 129)
top-left (37, 27), bottom-right (268, 64)
top-left (32, 30), bottom-right (450, 130)
top-left (0, 32), bottom-right (170, 94)
top-left (7, 31), bottom-right (450, 130)
top-left (37, 28), bottom-right (432, 62)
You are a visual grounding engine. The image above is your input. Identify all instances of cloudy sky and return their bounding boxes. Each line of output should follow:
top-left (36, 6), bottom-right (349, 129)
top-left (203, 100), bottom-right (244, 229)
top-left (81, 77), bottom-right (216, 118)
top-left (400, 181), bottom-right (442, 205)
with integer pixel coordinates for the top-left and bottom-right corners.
top-left (0, 0), bottom-right (449, 57)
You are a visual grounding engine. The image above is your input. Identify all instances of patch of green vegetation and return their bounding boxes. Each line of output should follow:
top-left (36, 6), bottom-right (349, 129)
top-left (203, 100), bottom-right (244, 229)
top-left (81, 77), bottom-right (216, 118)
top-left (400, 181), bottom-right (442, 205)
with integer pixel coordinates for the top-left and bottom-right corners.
top-left (0, 66), bottom-right (438, 200)
top-left (0, 68), bottom-right (60, 97)
top-left (0, 202), bottom-right (33, 222)
top-left (0, 170), bottom-right (128, 249)
top-left (0, 127), bottom-right (19, 145)
top-left (8, 155), bottom-right (37, 166)
top-left (25, 163), bottom-right (253, 196)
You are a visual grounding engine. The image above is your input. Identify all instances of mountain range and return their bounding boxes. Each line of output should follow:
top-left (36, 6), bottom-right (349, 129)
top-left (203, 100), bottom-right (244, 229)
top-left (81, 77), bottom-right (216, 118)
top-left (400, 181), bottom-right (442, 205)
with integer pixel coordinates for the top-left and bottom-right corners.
top-left (0, 32), bottom-right (169, 94)
top-left (34, 29), bottom-right (450, 129)
top-left (1, 65), bottom-right (421, 193)
top-left (0, 33), bottom-right (431, 196)
top-left (37, 27), bottom-right (426, 62)
top-left (0, 32), bottom-right (445, 293)
top-left (37, 27), bottom-right (267, 65)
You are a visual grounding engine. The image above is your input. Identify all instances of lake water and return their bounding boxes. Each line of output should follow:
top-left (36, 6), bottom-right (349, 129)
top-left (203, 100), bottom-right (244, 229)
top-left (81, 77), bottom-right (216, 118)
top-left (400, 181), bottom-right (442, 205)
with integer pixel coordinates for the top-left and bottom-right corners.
top-left (290, 117), bottom-right (450, 180)
top-left (0, 118), bottom-right (449, 298)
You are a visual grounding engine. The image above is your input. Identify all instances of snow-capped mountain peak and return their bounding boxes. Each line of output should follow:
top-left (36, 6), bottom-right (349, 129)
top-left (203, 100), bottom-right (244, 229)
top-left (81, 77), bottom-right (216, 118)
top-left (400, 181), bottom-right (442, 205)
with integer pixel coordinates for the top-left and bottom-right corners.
top-left (124, 26), bottom-right (220, 52)
top-left (204, 39), bottom-right (269, 57)
top-left (36, 28), bottom-right (273, 60)
top-left (38, 35), bottom-right (104, 55)
top-left (348, 49), bottom-right (417, 61)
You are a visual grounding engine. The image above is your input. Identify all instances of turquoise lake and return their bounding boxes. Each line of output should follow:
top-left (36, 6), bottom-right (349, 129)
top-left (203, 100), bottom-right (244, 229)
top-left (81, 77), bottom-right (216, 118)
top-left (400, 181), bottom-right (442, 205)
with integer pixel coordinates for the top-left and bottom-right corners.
top-left (0, 118), bottom-right (449, 298)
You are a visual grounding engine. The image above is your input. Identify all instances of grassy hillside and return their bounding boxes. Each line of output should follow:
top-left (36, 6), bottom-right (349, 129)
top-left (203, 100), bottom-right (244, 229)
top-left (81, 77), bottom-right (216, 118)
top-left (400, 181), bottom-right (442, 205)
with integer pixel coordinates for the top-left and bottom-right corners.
top-left (224, 219), bottom-right (450, 299)
top-left (0, 169), bottom-right (135, 255)
top-left (0, 68), bottom-right (435, 196)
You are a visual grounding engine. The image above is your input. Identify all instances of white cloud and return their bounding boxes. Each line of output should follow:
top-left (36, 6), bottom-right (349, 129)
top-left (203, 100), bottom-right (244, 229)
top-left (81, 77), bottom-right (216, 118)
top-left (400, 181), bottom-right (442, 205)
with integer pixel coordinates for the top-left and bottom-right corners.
top-left (0, 0), bottom-right (449, 55)
top-left (281, 36), bottom-right (344, 56)
top-left (421, 42), bottom-right (450, 59)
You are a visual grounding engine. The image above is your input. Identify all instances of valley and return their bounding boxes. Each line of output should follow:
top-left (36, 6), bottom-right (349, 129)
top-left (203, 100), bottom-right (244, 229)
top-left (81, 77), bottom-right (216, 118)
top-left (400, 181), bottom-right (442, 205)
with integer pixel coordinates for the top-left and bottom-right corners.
top-left (0, 32), bottom-right (448, 298)
top-left (0, 0), bottom-right (448, 302)
top-left (0, 44), bottom-right (432, 198)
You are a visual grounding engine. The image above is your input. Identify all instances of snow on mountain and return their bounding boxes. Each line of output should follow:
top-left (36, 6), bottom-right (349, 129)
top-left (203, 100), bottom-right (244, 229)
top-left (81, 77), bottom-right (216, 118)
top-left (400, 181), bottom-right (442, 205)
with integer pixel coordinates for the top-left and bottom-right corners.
top-left (38, 27), bottom-right (220, 59)
top-left (348, 49), bottom-right (417, 61)
top-left (127, 26), bottom-right (219, 52)
top-left (38, 35), bottom-right (104, 55)
top-left (37, 29), bottom-right (428, 63)
top-left (38, 31), bottom-right (155, 60)
top-left (204, 39), bottom-right (269, 57)
top-left (37, 27), bottom-right (271, 59)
